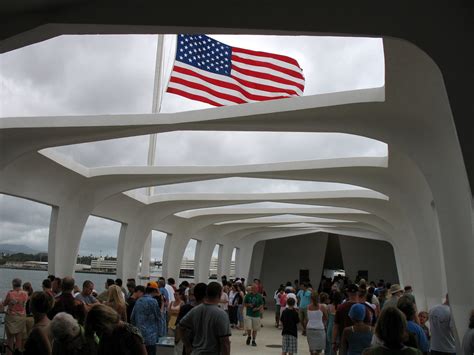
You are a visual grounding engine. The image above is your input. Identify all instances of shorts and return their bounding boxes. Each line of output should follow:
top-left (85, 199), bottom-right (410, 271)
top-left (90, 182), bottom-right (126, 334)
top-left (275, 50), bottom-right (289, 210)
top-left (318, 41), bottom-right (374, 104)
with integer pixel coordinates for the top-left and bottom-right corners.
top-left (244, 316), bottom-right (261, 331)
top-left (282, 334), bottom-right (298, 353)
top-left (237, 305), bottom-right (244, 322)
top-left (298, 307), bottom-right (308, 323)
top-left (275, 304), bottom-right (281, 317)
top-left (5, 314), bottom-right (26, 335)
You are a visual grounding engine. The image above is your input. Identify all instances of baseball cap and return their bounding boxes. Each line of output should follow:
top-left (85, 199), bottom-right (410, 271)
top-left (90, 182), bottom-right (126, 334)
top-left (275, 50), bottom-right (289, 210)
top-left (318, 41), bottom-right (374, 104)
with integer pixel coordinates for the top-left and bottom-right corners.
top-left (147, 281), bottom-right (159, 290)
top-left (346, 283), bottom-right (359, 293)
top-left (349, 303), bottom-right (366, 321)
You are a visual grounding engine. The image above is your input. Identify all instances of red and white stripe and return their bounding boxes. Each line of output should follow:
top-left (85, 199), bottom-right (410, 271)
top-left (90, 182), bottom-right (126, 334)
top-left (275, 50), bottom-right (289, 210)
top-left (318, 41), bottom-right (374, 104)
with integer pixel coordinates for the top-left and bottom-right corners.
top-left (167, 46), bottom-right (305, 107)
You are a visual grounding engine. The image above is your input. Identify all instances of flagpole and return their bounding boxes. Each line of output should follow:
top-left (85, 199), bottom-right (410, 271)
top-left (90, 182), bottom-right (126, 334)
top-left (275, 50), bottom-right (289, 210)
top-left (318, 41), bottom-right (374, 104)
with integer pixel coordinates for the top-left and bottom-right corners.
top-left (147, 34), bottom-right (165, 189)
top-left (142, 34), bottom-right (166, 280)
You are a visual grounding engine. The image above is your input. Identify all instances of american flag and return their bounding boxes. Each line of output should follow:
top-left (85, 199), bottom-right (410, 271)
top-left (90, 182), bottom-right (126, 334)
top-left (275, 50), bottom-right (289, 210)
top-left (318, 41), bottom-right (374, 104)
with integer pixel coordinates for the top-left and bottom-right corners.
top-left (166, 34), bottom-right (305, 106)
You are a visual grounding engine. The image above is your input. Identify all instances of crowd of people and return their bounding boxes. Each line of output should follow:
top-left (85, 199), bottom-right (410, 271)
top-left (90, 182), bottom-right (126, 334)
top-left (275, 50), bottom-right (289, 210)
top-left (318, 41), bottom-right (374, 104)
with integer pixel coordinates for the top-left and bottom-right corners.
top-left (0, 274), bottom-right (473, 355)
top-left (272, 276), bottom-right (474, 355)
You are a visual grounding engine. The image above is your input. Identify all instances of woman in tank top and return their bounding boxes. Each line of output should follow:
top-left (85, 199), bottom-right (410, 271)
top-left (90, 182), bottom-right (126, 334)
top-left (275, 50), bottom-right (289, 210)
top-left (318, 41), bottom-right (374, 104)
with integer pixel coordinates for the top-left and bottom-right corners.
top-left (341, 303), bottom-right (374, 355)
top-left (306, 291), bottom-right (328, 355)
top-left (168, 290), bottom-right (184, 331)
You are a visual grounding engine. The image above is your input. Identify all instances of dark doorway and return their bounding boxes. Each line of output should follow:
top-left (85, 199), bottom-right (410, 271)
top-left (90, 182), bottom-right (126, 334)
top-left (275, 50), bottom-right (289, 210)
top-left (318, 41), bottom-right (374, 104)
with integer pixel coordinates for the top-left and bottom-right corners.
top-left (299, 269), bottom-right (310, 283)
top-left (357, 270), bottom-right (368, 282)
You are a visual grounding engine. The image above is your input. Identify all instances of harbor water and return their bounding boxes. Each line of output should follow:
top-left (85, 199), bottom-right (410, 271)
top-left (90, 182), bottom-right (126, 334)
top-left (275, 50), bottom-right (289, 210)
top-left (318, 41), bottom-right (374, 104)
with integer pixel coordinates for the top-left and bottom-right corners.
top-left (0, 268), bottom-right (207, 299)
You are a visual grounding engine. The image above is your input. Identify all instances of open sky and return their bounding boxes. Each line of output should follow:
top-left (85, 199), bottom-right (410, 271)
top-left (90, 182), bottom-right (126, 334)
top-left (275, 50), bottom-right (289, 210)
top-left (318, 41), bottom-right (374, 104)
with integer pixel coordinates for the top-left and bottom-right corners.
top-left (0, 34), bottom-right (385, 260)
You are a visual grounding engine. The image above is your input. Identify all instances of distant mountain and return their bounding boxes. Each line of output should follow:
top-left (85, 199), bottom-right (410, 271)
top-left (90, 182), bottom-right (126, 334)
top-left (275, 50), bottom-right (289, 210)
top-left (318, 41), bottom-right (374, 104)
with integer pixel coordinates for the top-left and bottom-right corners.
top-left (0, 244), bottom-right (41, 254)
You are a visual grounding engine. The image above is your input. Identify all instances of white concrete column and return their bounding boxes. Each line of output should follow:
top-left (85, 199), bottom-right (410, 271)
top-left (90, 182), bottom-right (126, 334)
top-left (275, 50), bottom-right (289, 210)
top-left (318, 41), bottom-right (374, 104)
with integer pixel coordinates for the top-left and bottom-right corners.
top-left (116, 221), bottom-right (152, 280)
top-left (47, 206), bottom-right (90, 277)
top-left (231, 247), bottom-right (239, 278)
top-left (47, 206), bottom-right (60, 275)
top-left (218, 244), bottom-right (234, 280)
top-left (162, 234), bottom-right (190, 279)
top-left (248, 240), bottom-right (266, 282)
top-left (193, 240), bottom-right (202, 283)
top-left (115, 223), bottom-right (128, 278)
top-left (194, 239), bottom-right (215, 283)
top-left (396, 236), bottom-right (430, 311)
top-left (235, 241), bottom-right (256, 281)
top-left (140, 232), bottom-right (152, 278)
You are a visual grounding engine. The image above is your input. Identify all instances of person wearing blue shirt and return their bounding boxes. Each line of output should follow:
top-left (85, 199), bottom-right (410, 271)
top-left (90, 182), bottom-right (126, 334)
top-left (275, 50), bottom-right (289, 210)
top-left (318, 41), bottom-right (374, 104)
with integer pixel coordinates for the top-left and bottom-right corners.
top-left (158, 279), bottom-right (169, 336)
top-left (131, 282), bottom-right (162, 355)
top-left (296, 283), bottom-right (312, 335)
top-left (398, 295), bottom-right (429, 354)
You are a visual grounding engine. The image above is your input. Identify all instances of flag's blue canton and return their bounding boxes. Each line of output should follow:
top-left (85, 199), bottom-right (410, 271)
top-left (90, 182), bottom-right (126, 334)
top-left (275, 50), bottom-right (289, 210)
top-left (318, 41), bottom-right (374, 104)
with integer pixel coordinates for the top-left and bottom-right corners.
top-left (176, 34), bottom-right (232, 76)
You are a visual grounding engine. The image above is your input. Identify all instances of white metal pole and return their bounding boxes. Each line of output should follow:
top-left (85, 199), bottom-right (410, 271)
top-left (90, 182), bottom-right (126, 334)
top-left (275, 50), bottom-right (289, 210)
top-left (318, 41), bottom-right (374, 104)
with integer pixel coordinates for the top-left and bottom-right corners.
top-left (147, 34), bottom-right (166, 191)
top-left (142, 34), bottom-right (166, 278)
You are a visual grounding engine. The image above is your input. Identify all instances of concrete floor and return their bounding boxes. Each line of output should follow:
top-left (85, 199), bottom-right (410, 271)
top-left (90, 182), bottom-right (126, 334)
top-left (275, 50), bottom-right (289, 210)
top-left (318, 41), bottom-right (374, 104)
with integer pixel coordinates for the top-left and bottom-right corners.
top-left (231, 311), bottom-right (312, 355)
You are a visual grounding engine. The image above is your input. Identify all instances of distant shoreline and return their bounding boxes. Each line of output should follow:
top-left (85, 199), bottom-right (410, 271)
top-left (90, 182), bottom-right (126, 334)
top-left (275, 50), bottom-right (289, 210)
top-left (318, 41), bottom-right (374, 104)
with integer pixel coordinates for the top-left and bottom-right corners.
top-left (0, 265), bottom-right (115, 275)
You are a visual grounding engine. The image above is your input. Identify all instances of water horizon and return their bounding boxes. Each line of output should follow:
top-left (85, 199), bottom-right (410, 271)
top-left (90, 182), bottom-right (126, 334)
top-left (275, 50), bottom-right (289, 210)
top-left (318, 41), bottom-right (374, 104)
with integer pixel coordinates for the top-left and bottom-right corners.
top-left (0, 268), bottom-right (201, 300)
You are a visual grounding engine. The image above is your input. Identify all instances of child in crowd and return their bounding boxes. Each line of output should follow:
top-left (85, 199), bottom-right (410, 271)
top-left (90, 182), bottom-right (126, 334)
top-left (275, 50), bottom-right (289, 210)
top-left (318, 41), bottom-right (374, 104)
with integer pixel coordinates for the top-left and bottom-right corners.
top-left (418, 310), bottom-right (430, 341)
top-left (280, 297), bottom-right (300, 355)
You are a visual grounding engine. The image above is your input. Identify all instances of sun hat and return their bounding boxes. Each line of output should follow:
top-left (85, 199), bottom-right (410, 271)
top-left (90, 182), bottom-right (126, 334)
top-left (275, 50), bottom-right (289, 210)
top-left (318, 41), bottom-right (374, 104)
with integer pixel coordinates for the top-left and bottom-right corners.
top-left (349, 303), bottom-right (366, 321)
top-left (389, 284), bottom-right (403, 294)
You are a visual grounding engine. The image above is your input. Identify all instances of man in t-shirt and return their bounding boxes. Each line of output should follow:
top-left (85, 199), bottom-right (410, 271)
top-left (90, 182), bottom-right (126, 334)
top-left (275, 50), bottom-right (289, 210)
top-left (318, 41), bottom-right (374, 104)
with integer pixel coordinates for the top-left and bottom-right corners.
top-left (165, 277), bottom-right (176, 303)
top-left (280, 297), bottom-right (300, 355)
top-left (429, 294), bottom-right (456, 355)
top-left (48, 277), bottom-right (86, 324)
top-left (296, 283), bottom-right (311, 335)
top-left (75, 280), bottom-right (99, 310)
top-left (383, 284), bottom-right (404, 309)
top-left (179, 282), bottom-right (231, 355)
top-left (244, 284), bottom-right (264, 346)
top-left (398, 296), bottom-right (430, 353)
top-left (175, 283), bottom-right (207, 355)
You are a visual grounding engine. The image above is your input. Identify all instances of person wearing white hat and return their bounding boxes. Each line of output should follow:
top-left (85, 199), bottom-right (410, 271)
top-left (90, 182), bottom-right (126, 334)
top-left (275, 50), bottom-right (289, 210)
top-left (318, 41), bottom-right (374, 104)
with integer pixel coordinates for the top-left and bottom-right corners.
top-left (381, 284), bottom-right (404, 310)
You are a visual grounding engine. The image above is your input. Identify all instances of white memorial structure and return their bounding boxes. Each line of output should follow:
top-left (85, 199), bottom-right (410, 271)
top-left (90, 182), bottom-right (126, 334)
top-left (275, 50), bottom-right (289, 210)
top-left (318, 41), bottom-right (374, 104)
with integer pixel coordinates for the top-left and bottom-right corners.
top-left (0, 3), bottom-right (472, 347)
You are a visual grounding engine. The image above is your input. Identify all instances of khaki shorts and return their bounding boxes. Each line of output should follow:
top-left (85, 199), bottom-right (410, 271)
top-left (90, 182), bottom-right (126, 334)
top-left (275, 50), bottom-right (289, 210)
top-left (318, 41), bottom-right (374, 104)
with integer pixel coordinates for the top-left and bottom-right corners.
top-left (299, 307), bottom-right (308, 323)
top-left (5, 314), bottom-right (26, 336)
top-left (245, 316), bottom-right (261, 331)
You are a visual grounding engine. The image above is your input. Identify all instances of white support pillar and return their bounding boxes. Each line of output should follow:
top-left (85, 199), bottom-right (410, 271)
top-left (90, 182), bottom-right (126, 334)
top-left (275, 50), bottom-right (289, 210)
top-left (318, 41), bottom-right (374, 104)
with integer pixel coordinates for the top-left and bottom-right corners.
top-left (48, 206), bottom-right (90, 277)
top-left (140, 232), bottom-right (152, 278)
top-left (235, 242), bottom-right (256, 282)
top-left (232, 247), bottom-right (239, 278)
top-left (47, 206), bottom-right (59, 275)
top-left (162, 234), bottom-right (190, 279)
top-left (194, 239), bottom-right (215, 283)
top-left (218, 244), bottom-right (233, 280)
top-left (193, 240), bottom-right (202, 283)
top-left (115, 223), bottom-right (128, 278)
top-left (116, 221), bottom-right (152, 281)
